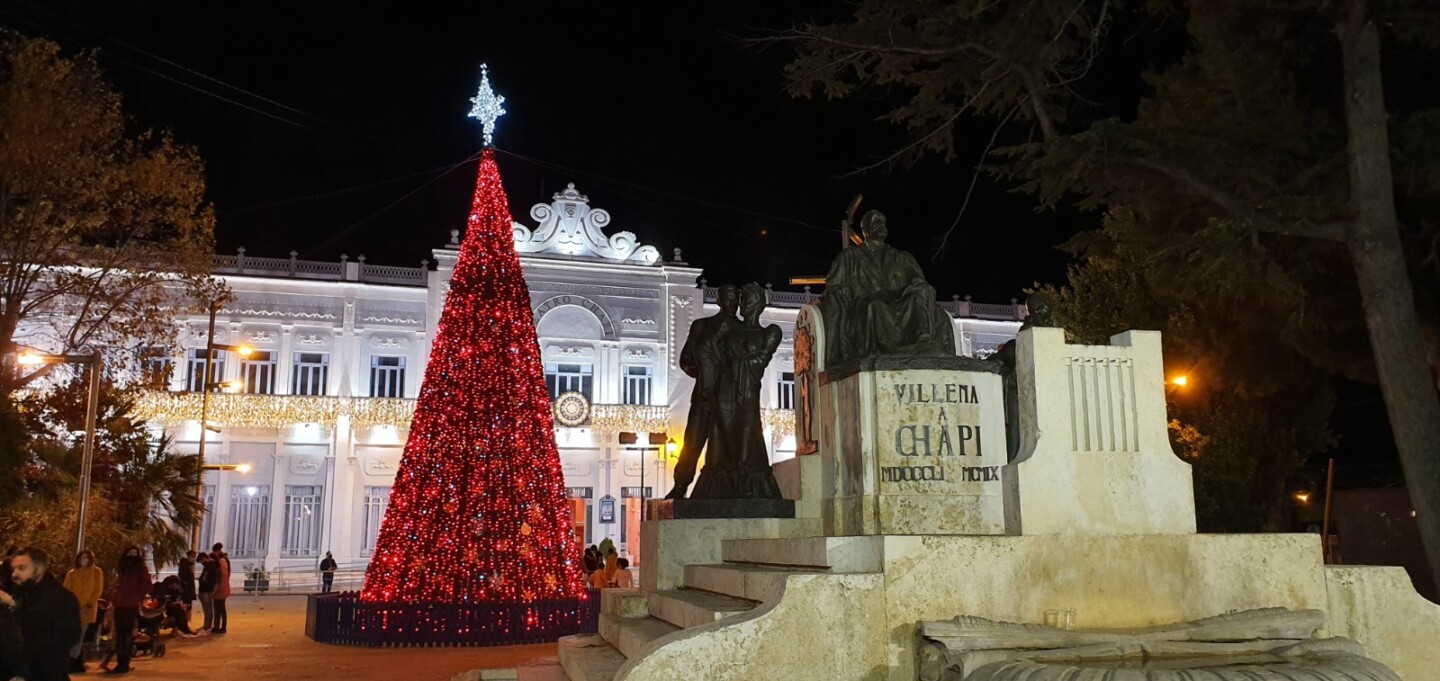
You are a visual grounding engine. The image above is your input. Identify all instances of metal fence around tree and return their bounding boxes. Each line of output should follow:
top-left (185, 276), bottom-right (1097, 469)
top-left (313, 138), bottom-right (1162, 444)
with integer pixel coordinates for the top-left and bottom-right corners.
top-left (305, 590), bottom-right (600, 647)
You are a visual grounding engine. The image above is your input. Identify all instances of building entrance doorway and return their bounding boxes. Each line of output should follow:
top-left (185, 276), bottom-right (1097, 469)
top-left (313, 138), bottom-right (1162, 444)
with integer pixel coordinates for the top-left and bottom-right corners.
top-left (620, 486), bottom-right (651, 567)
top-left (566, 487), bottom-right (593, 551)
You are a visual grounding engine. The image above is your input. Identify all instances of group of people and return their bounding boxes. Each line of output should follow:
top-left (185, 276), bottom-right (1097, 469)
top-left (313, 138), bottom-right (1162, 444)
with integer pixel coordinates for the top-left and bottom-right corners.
top-left (0, 542), bottom-right (234, 679)
top-left (582, 544), bottom-right (633, 589)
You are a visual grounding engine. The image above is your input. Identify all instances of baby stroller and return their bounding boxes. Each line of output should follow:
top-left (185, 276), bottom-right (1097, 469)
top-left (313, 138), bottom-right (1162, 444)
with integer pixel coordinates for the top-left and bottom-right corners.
top-left (80, 598), bottom-right (110, 663)
top-left (97, 594), bottom-right (168, 670)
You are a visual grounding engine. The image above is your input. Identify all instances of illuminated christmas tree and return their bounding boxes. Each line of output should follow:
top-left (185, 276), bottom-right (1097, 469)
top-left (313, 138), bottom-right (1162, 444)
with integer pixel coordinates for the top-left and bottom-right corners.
top-left (361, 66), bottom-right (587, 606)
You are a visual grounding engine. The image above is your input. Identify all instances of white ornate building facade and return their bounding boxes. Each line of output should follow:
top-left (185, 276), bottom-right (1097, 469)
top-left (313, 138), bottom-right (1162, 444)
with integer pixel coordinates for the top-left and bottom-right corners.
top-left (129, 183), bottom-right (1024, 572)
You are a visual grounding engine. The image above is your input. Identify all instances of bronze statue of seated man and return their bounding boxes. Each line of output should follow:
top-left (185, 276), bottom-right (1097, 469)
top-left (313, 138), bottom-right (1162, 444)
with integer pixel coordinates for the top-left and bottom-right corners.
top-left (819, 210), bottom-right (956, 367)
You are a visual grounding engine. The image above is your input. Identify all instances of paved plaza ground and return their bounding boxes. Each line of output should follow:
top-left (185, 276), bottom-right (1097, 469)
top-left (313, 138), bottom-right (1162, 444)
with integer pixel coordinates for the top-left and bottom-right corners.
top-left (87, 594), bottom-right (555, 681)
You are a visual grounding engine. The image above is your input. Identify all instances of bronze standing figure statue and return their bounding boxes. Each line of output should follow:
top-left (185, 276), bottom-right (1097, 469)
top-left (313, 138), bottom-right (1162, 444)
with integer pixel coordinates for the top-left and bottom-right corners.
top-left (667, 284), bottom-right (740, 499)
top-left (690, 283), bottom-right (784, 500)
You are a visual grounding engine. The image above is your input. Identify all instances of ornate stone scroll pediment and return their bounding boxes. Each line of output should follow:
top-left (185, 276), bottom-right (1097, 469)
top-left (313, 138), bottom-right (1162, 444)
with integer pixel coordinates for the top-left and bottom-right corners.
top-left (512, 182), bottom-right (661, 264)
top-left (917, 608), bottom-right (1399, 681)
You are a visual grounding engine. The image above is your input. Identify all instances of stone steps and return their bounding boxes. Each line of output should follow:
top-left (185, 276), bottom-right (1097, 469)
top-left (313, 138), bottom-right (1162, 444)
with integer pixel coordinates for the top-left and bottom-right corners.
top-left (516, 657), bottom-right (569, 681)
top-left (721, 535), bottom-right (883, 572)
top-left (647, 588), bottom-right (758, 629)
top-left (599, 588), bottom-right (649, 618)
top-left (557, 633), bottom-right (627, 681)
top-left (682, 563), bottom-right (826, 603)
top-left (598, 612), bottom-right (681, 659)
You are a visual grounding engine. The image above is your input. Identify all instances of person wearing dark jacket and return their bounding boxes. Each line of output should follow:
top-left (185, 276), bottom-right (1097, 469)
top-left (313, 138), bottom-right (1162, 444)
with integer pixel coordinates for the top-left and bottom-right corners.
top-left (318, 552), bottom-right (338, 594)
top-left (11, 547), bottom-right (81, 681)
top-left (109, 546), bottom-right (151, 674)
top-left (177, 550), bottom-right (197, 618)
top-left (196, 552), bottom-right (218, 632)
top-left (0, 588), bottom-right (28, 681)
top-left (149, 577), bottom-right (197, 637)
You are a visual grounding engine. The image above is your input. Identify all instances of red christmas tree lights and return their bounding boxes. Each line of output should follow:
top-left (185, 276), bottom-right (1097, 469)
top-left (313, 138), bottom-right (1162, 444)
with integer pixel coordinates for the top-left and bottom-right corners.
top-left (360, 148), bottom-right (587, 605)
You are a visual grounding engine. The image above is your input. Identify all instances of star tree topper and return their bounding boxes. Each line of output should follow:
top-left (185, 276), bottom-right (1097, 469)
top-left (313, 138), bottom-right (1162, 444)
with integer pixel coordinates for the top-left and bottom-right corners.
top-left (468, 64), bottom-right (506, 146)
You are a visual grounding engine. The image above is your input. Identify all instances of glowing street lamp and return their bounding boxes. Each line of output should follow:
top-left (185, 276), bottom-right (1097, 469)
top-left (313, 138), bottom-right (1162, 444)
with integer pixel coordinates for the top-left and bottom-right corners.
top-left (201, 463), bottom-right (252, 474)
top-left (192, 298), bottom-right (254, 548)
top-left (1169, 375), bottom-right (1189, 387)
top-left (12, 350), bottom-right (103, 555)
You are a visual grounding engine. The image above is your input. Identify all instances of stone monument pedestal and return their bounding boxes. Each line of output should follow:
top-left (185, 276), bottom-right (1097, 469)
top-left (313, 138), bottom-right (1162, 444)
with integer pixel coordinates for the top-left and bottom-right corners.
top-left (647, 497), bottom-right (795, 520)
top-left (817, 356), bottom-right (1007, 536)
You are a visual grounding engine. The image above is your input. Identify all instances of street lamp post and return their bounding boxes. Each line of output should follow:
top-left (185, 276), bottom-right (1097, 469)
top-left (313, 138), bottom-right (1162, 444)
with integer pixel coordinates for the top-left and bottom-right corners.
top-left (15, 350), bottom-right (102, 555)
top-left (191, 301), bottom-right (251, 549)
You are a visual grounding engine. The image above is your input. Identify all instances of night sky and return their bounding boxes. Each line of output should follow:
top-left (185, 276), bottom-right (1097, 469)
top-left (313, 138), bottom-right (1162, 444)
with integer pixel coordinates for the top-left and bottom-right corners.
top-left (1, 1), bottom-right (1400, 470)
top-left (1, 0), bottom-right (1096, 303)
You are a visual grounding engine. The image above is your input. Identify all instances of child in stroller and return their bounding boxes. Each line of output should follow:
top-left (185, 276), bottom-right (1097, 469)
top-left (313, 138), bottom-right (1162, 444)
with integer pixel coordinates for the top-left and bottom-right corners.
top-left (98, 577), bottom-right (199, 669)
top-left (97, 594), bottom-right (167, 668)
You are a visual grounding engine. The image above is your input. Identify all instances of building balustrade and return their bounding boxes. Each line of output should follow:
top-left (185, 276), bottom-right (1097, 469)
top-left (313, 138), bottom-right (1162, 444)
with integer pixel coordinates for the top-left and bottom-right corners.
top-left (700, 285), bottom-right (1026, 320)
top-left (212, 248), bottom-right (429, 287)
top-left (133, 390), bottom-right (796, 435)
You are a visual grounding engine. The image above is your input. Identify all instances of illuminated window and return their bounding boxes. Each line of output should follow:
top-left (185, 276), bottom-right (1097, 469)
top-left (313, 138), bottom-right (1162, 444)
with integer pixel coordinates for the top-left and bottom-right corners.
top-left (776, 371), bottom-right (795, 410)
top-left (622, 365), bottom-right (652, 405)
top-left (227, 485), bottom-right (270, 559)
top-left (292, 352), bottom-right (329, 396)
top-left (185, 349), bottom-right (222, 392)
top-left (241, 351), bottom-right (277, 394)
top-left (281, 485), bottom-right (324, 557)
top-left (370, 356), bottom-right (406, 398)
top-left (544, 363), bottom-right (593, 400)
top-left (361, 486), bottom-right (391, 557)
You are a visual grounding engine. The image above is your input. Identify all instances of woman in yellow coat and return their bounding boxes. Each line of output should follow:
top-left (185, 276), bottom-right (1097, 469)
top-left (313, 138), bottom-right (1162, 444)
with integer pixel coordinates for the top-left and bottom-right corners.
top-left (63, 550), bottom-right (104, 671)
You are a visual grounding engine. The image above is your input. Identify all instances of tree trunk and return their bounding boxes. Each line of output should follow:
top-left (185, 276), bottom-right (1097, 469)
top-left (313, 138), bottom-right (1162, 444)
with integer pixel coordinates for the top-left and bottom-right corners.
top-left (1339, 1), bottom-right (1440, 591)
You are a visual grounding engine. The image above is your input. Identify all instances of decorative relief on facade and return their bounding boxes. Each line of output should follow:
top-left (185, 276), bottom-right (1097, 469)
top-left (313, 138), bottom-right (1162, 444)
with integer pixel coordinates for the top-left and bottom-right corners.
top-left (343, 299), bottom-right (356, 332)
top-left (549, 345), bottom-right (593, 358)
top-left (668, 295), bottom-right (693, 370)
top-left (512, 183), bottom-right (661, 264)
top-left (290, 457), bottom-right (323, 474)
top-left (221, 299), bottom-right (340, 321)
top-left (621, 318), bottom-right (655, 325)
top-left (623, 347), bottom-right (653, 360)
top-left (369, 336), bottom-right (409, 349)
top-left (296, 333), bottom-right (329, 346)
top-left (244, 329), bottom-right (278, 344)
top-left (623, 460), bottom-right (643, 476)
top-left (362, 315), bottom-right (423, 325)
top-left (527, 282), bottom-right (660, 300)
top-left (187, 324), bottom-right (227, 342)
top-left (532, 295), bottom-right (617, 340)
top-left (363, 458), bottom-right (398, 475)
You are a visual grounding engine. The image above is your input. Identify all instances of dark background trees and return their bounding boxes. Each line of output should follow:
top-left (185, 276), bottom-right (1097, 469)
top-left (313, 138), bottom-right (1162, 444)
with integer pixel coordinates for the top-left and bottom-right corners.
top-left (776, 0), bottom-right (1440, 584)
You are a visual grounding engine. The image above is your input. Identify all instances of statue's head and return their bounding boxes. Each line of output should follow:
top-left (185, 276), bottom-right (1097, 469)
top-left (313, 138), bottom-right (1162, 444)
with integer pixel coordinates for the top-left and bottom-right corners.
top-left (1023, 290), bottom-right (1056, 328)
top-left (717, 284), bottom-right (740, 314)
top-left (739, 282), bottom-right (767, 319)
top-left (860, 210), bottom-right (888, 244)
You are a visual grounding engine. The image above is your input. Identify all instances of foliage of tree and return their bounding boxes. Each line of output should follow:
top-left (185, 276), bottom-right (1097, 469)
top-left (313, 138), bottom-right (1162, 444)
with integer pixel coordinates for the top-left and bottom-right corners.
top-left (0, 32), bottom-right (222, 395)
top-left (1048, 234), bottom-right (1336, 531)
top-left (0, 372), bottom-right (200, 569)
top-left (776, 0), bottom-right (1440, 585)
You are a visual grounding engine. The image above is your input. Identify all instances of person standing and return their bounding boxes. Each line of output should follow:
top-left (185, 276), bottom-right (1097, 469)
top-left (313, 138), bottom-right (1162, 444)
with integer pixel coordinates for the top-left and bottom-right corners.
top-left (109, 546), bottom-right (151, 675)
top-left (11, 547), bottom-right (81, 681)
top-left (318, 552), bottom-right (338, 594)
top-left (196, 552), bottom-right (217, 632)
top-left (210, 543), bottom-right (230, 634)
top-left (177, 550), bottom-right (197, 623)
top-left (63, 550), bottom-right (104, 673)
top-left (0, 588), bottom-right (27, 681)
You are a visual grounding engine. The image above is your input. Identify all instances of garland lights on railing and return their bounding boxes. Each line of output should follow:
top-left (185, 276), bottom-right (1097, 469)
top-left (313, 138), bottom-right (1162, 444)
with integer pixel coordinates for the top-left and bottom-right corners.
top-left (134, 390), bottom-right (797, 434)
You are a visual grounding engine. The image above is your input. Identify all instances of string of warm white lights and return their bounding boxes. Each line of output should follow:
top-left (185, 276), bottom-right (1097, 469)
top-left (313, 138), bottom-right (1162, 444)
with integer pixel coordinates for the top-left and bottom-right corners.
top-left (129, 392), bottom-right (786, 434)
